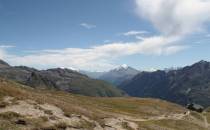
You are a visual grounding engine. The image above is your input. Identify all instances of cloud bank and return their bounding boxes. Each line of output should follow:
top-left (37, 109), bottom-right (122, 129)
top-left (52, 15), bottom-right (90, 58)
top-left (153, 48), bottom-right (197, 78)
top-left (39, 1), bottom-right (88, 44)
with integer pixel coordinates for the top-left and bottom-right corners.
top-left (135, 0), bottom-right (210, 36)
top-left (2, 35), bottom-right (185, 71)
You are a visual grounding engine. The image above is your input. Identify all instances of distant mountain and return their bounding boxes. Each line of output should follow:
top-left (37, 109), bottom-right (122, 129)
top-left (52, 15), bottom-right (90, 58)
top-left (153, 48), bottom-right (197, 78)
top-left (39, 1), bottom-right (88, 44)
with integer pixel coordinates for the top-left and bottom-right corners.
top-left (120, 60), bottom-right (210, 108)
top-left (99, 64), bottom-right (140, 86)
top-left (80, 70), bottom-right (105, 79)
top-left (0, 60), bottom-right (125, 97)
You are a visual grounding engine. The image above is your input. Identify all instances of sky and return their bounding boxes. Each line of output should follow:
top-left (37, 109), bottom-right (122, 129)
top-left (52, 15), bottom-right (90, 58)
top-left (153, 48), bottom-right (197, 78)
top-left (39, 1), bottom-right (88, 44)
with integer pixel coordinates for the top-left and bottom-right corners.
top-left (0, 0), bottom-right (210, 71)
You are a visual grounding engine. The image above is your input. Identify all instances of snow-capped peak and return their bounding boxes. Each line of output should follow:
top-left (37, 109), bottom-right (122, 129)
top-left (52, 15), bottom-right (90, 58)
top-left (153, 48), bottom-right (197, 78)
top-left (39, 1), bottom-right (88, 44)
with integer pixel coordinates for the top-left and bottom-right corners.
top-left (60, 66), bottom-right (79, 72)
top-left (121, 64), bottom-right (128, 69)
top-left (114, 64), bottom-right (129, 71)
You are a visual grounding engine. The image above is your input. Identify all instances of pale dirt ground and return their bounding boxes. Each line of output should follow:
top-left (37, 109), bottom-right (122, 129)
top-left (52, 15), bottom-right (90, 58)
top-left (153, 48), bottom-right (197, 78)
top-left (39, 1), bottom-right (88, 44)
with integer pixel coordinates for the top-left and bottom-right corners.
top-left (0, 96), bottom-right (209, 130)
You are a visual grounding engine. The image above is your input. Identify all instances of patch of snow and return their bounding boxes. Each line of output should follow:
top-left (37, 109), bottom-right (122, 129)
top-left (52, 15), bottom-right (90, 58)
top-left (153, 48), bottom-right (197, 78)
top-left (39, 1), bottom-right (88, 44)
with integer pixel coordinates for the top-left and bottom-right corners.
top-left (121, 64), bottom-right (128, 69)
top-left (115, 64), bottom-right (129, 71)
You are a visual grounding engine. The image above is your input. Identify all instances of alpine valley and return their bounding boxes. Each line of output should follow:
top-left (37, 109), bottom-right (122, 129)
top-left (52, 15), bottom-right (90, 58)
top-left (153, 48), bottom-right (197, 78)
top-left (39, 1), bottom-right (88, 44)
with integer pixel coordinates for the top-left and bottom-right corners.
top-left (0, 59), bottom-right (210, 129)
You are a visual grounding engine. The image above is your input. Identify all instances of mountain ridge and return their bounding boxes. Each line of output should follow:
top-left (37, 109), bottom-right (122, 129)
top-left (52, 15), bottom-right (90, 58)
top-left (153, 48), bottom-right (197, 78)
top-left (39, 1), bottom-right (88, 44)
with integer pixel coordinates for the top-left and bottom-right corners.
top-left (0, 60), bottom-right (125, 97)
top-left (99, 65), bottom-right (140, 86)
top-left (80, 65), bottom-right (140, 86)
top-left (120, 60), bottom-right (210, 108)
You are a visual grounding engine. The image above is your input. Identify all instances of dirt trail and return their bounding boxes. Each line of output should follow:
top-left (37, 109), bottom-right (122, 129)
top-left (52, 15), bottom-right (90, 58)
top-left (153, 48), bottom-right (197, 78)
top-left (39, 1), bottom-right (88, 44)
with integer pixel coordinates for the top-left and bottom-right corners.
top-left (204, 116), bottom-right (208, 128)
top-left (103, 117), bottom-right (139, 130)
top-left (203, 114), bottom-right (210, 128)
top-left (104, 110), bottom-right (190, 123)
top-left (101, 110), bottom-right (190, 130)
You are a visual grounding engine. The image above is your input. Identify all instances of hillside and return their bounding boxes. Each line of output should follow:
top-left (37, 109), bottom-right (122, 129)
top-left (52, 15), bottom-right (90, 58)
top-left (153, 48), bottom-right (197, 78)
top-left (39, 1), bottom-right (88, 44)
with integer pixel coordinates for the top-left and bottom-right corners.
top-left (99, 65), bottom-right (140, 86)
top-left (0, 60), bottom-right (125, 97)
top-left (120, 60), bottom-right (210, 107)
top-left (0, 78), bottom-right (209, 130)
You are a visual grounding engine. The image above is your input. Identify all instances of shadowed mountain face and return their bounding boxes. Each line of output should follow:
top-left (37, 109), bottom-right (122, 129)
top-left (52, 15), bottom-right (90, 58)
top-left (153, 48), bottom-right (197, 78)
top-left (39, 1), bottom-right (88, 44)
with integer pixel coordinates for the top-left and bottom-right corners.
top-left (0, 60), bottom-right (125, 97)
top-left (0, 60), bottom-right (10, 68)
top-left (120, 60), bottom-right (210, 108)
top-left (98, 65), bottom-right (140, 86)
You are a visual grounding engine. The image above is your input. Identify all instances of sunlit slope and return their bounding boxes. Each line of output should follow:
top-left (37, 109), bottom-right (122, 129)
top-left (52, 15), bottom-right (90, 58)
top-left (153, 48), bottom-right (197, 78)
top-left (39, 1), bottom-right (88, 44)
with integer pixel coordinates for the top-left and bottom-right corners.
top-left (0, 78), bottom-right (209, 130)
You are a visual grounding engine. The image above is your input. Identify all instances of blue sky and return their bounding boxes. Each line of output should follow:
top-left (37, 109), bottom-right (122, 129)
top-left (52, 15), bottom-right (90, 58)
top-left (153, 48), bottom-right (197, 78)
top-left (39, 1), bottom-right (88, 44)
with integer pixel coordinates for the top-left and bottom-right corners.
top-left (0, 0), bottom-right (210, 71)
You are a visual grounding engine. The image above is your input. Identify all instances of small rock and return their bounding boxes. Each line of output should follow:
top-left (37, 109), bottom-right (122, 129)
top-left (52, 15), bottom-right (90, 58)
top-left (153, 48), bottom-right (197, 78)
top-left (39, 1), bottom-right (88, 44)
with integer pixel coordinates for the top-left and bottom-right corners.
top-left (15, 119), bottom-right (27, 125)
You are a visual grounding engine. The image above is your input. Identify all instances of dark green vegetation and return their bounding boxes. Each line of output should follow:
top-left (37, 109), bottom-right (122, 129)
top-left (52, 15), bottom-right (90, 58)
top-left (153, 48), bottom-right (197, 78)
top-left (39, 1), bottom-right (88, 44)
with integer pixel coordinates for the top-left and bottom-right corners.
top-left (120, 60), bottom-right (210, 108)
top-left (0, 60), bottom-right (125, 97)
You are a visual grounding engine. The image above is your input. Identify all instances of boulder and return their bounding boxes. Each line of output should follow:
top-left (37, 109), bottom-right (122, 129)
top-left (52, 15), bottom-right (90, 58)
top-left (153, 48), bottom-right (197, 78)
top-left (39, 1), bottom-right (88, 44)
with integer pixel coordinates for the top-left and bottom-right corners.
top-left (187, 103), bottom-right (204, 113)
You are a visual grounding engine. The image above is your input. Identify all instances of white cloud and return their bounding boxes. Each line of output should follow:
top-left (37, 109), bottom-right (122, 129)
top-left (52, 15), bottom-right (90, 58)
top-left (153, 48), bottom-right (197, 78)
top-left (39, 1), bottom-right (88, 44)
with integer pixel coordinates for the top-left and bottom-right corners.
top-left (122, 30), bottom-right (148, 36)
top-left (135, 36), bottom-right (145, 40)
top-left (163, 45), bottom-right (189, 55)
top-left (135, 0), bottom-right (210, 36)
top-left (0, 45), bottom-right (12, 59)
top-left (80, 23), bottom-right (96, 29)
top-left (2, 35), bottom-right (186, 71)
top-left (0, 45), bottom-right (15, 48)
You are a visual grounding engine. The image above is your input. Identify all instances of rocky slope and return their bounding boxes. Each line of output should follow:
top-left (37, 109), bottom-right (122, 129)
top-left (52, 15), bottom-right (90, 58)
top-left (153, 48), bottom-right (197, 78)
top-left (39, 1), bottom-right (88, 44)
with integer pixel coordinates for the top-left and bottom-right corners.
top-left (0, 78), bottom-right (209, 130)
top-left (0, 60), bottom-right (125, 97)
top-left (120, 60), bottom-right (210, 107)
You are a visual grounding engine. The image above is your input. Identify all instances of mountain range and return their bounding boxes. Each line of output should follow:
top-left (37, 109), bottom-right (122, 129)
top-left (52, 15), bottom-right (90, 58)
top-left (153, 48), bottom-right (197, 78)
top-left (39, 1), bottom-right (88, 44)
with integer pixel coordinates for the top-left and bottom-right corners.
top-left (0, 60), bottom-right (125, 97)
top-left (1, 59), bottom-right (210, 108)
top-left (81, 64), bottom-right (140, 86)
top-left (0, 59), bottom-right (210, 129)
top-left (120, 60), bottom-right (210, 108)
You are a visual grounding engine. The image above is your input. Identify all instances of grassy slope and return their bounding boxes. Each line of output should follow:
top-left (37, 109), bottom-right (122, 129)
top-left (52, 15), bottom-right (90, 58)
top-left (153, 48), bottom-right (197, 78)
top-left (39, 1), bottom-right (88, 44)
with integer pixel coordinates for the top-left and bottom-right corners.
top-left (0, 78), bottom-right (208, 130)
top-left (66, 77), bottom-right (126, 97)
